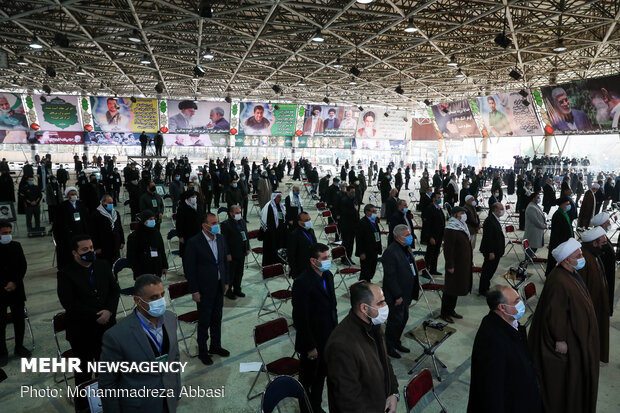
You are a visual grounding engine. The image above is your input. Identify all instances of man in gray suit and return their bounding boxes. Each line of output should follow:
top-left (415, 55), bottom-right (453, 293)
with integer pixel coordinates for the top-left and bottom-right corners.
top-left (184, 212), bottom-right (231, 365)
top-left (99, 274), bottom-right (181, 412)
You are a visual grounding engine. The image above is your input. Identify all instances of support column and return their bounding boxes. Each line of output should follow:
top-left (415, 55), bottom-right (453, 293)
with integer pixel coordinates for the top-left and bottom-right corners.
top-left (543, 134), bottom-right (553, 156)
top-left (480, 136), bottom-right (489, 168)
top-left (30, 144), bottom-right (36, 163)
top-left (437, 137), bottom-right (444, 168)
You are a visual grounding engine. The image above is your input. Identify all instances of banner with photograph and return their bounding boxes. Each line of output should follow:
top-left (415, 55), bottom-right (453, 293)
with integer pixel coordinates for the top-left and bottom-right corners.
top-left (412, 117), bottom-right (440, 141)
top-left (297, 136), bottom-right (352, 149)
top-left (355, 108), bottom-right (410, 140)
top-left (540, 73), bottom-right (620, 134)
top-left (238, 103), bottom-right (296, 136)
top-left (28, 131), bottom-right (84, 144)
top-left (33, 95), bottom-right (81, 131)
top-left (0, 93), bottom-right (28, 130)
top-left (234, 135), bottom-right (292, 147)
top-left (85, 131), bottom-right (148, 145)
top-left (167, 100), bottom-right (230, 134)
top-left (0, 130), bottom-right (27, 143)
top-left (165, 133), bottom-right (229, 147)
top-left (302, 105), bottom-right (358, 138)
top-left (476, 92), bottom-right (542, 137)
top-left (431, 100), bottom-right (481, 138)
top-left (90, 97), bottom-right (158, 132)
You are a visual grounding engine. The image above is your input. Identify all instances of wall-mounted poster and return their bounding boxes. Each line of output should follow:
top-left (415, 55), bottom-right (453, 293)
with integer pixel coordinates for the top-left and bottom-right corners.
top-left (33, 95), bottom-right (82, 131)
top-left (28, 131), bottom-right (84, 144)
top-left (90, 97), bottom-right (158, 132)
top-left (354, 108), bottom-right (410, 140)
top-left (0, 130), bottom-right (28, 143)
top-left (302, 105), bottom-right (358, 138)
top-left (0, 93), bottom-right (28, 130)
top-left (476, 91), bottom-right (542, 137)
top-left (234, 135), bottom-right (292, 147)
top-left (297, 136), bottom-right (352, 149)
top-left (412, 117), bottom-right (440, 141)
top-left (84, 131), bottom-right (146, 145)
top-left (167, 100), bottom-right (231, 134)
top-left (431, 100), bottom-right (481, 138)
top-left (238, 103), bottom-right (296, 136)
top-left (164, 133), bottom-right (228, 147)
top-left (540, 73), bottom-right (620, 134)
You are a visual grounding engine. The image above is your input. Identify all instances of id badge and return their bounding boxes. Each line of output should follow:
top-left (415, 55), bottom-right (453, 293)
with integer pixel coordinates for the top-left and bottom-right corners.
top-left (207, 185), bottom-right (212, 191)
top-left (278, 212), bottom-right (283, 220)
top-left (116, 178), bottom-right (120, 183)
top-left (150, 250), bottom-right (158, 257)
top-left (410, 264), bottom-right (417, 277)
top-left (156, 354), bottom-right (168, 363)
top-left (73, 212), bottom-right (81, 221)
top-left (374, 232), bottom-right (380, 242)
top-left (241, 231), bottom-right (247, 242)
top-left (151, 199), bottom-right (158, 207)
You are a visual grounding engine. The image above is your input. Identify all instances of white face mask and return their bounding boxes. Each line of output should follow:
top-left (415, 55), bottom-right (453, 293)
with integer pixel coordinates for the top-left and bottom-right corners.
top-left (499, 210), bottom-right (506, 217)
top-left (365, 304), bottom-right (389, 325)
top-left (604, 225), bottom-right (612, 232)
top-left (0, 234), bottom-right (12, 244)
top-left (459, 214), bottom-right (468, 223)
top-left (471, 201), bottom-right (477, 207)
top-left (70, 195), bottom-right (78, 202)
top-left (234, 213), bottom-right (242, 221)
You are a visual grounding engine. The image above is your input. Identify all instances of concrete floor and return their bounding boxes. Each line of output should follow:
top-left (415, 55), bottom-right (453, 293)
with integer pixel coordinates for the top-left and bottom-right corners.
top-left (1, 174), bottom-right (619, 413)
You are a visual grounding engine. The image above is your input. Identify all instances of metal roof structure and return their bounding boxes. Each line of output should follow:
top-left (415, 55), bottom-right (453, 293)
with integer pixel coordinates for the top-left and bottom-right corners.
top-left (1, 0), bottom-right (619, 107)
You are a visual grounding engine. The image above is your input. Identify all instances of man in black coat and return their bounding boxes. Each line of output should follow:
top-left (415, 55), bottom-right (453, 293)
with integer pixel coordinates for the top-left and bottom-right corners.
top-left (384, 188), bottom-right (399, 225)
top-left (318, 174), bottom-right (330, 202)
top-left (183, 213), bottom-right (231, 366)
top-left (423, 192), bottom-right (445, 275)
top-left (0, 221), bottom-right (30, 366)
top-left (292, 243), bottom-right (338, 413)
top-left (381, 224), bottom-right (419, 358)
top-left (90, 194), bottom-right (125, 266)
top-left (478, 203), bottom-right (506, 295)
top-left (53, 187), bottom-right (90, 270)
top-left (542, 178), bottom-right (556, 214)
top-left (288, 212), bottom-right (317, 279)
top-left (57, 234), bottom-right (120, 385)
top-left (545, 197), bottom-right (574, 275)
top-left (175, 190), bottom-right (203, 260)
top-left (221, 205), bottom-right (250, 299)
top-left (467, 286), bottom-right (542, 413)
top-left (355, 204), bottom-right (382, 282)
top-left (388, 199), bottom-right (415, 246)
top-left (337, 186), bottom-right (360, 262)
top-left (325, 177), bottom-right (340, 212)
top-left (418, 186), bottom-right (433, 213)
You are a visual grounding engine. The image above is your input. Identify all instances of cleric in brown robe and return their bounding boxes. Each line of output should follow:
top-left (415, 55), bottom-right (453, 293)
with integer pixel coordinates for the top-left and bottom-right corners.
top-left (590, 212), bottom-right (616, 316)
top-left (528, 238), bottom-right (599, 413)
top-left (577, 183), bottom-right (598, 228)
top-left (578, 227), bottom-right (610, 363)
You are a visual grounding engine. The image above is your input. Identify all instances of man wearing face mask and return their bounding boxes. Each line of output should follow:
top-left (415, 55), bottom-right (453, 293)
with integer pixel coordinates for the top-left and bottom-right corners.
top-left (578, 182), bottom-right (599, 227)
top-left (288, 212), bottom-right (317, 279)
top-left (292, 243), bottom-right (338, 413)
top-left (99, 274), bottom-right (181, 412)
top-left (422, 191), bottom-right (445, 275)
top-left (528, 238), bottom-right (599, 413)
top-left (90, 194), bottom-right (125, 265)
top-left (488, 189), bottom-right (500, 210)
top-left (578, 227), bottom-right (610, 363)
top-left (57, 234), bottom-right (120, 385)
top-left (20, 176), bottom-right (42, 234)
top-left (260, 192), bottom-right (287, 266)
top-left (53, 187), bottom-right (90, 270)
top-left (338, 186), bottom-right (360, 262)
top-left (225, 179), bottom-right (243, 210)
top-left (221, 205), bottom-right (250, 299)
top-left (589, 212), bottom-right (616, 316)
top-left (355, 204), bottom-right (382, 282)
top-left (545, 197), bottom-right (574, 275)
top-left (184, 213), bottom-right (231, 365)
top-left (388, 199), bottom-right (415, 246)
top-left (478, 203), bottom-right (506, 296)
top-left (467, 285), bottom-right (542, 413)
top-left (176, 190), bottom-right (203, 261)
top-left (381, 224), bottom-right (419, 358)
top-left (0, 221), bottom-right (30, 366)
top-left (169, 173), bottom-right (184, 214)
top-left (324, 281), bottom-right (399, 413)
top-left (126, 210), bottom-right (168, 279)
top-left (463, 195), bottom-right (481, 250)
top-left (139, 181), bottom-right (164, 229)
top-left (285, 186), bottom-right (303, 229)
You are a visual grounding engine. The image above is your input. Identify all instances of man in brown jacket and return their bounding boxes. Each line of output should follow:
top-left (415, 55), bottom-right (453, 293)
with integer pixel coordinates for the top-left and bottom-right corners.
top-left (324, 281), bottom-right (399, 413)
top-left (577, 183), bottom-right (598, 227)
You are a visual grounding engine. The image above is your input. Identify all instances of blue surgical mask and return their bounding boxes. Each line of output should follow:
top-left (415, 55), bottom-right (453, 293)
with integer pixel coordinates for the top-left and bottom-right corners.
top-left (304, 221), bottom-right (312, 230)
top-left (573, 257), bottom-right (586, 270)
top-left (105, 204), bottom-right (114, 212)
top-left (404, 235), bottom-right (413, 246)
top-left (51, 180), bottom-right (57, 183)
top-left (370, 213), bottom-right (377, 220)
top-left (233, 183), bottom-right (238, 188)
top-left (565, 204), bottom-right (572, 212)
top-left (435, 198), bottom-right (442, 205)
top-left (403, 208), bottom-right (409, 213)
top-left (317, 259), bottom-right (331, 272)
top-left (175, 176), bottom-right (180, 181)
top-left (503, 301), bottom-right (526, 320)
top-left (145, 219), bottom-right (156, 228)
top-left (536, 199), bottom-right (541, 204)
top-left (140, 297), bottom-right (166, 317)
top-left (209, 224), bottom-right (220, 235)
top-left (28, 181), bottom-right (34, 185)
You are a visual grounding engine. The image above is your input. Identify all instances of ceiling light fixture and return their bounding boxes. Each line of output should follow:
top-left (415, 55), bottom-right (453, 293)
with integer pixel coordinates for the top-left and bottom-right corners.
top-left (128, 29), bottom-right (142, 43)
top-left (553, 39), bottom-right (567, 52)
top-left (203, 48), bottom-right (214, 59)
top-left (447, 55), bottom-right (458, 67)
top-left (323, 96), bottom-right (330, 104)
top-left (311, 30), bottom-right (324, 42)
top-left (395, 85), bottom-right (404, 95)
top-left (140, 54), bottom-right (151, 64)
top-left (509, 69), bottom-right (522, 81)
top-left (224, 95), bottom-right (232, 103)
top-left (349, 78), bottom-right (357, 85)
top-left (76, 66), bottom-right (86, 75)
top-left (29, 37), bottom-right (43, 49)
top-left (356, 0), bottom-right (374, 4)
top-left (333, 58), bottom-right (343, 69)
top-left (404, 17), bottom-right (418, 33)
top-left (16, 56), bottom-right (28, 66)
top-left (193, 65), bottom-right (206, 77)
top-left (198, 0), bottom-right (213, 18)
top-left (298, 80), bottom-right (306, 86)
top-left (350, 65), bottom-right (361, 77)
top-left (455, 69), bottom-right (465, 78)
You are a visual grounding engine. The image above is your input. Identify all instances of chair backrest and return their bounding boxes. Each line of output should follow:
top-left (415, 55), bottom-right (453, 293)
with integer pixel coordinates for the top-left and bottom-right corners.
top-left (112, 257), bottom-right (130, 279)
top-left (167, 228), bottom-right (177, 240)
top-left (172, 213), bottom-right (177, 221)
top-left (522, 239), bottom-right (530, 249)
top-left (404, 369), bottom-right (434, 411)
top-left (168, 280), bottom-right (191, 300)
top-left (322, 210), bottom-right (332, 217)
top-left (248, 229), bottom-right (260, 240)
top-left (252, 194), bottom-right (259, 200)
top-left (506, 204), bottom-right (511, 210)
top-left (254, 317), bottom-right (290, 346)
top-left (261, 375), bottom-right (310, 413)
top-left (505, 225), bottom-right (515, 233)
top-left (263, 263), bottom-right (286, 280)
top-left (324, 224), bottom-right (338, 234)
top-left (415, 258), bottom-right (427, 271)
top-left (331, 246), bottom-right (346, 260)
top-left (52, 312), bottom-right (67, 333)
top-left (315, 202), bottom-right (325, 209)
top-left (524, 282), bottom-right (537, 301)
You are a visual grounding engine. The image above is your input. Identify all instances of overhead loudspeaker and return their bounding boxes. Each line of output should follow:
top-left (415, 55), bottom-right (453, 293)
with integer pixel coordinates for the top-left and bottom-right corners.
top-left (395, 85), bottom-right (404, 95)
top-left (494, 32), bottom-right (511, 49)
top-left (424, 99), bottom-right (432, 106)
top-left (224, 95), bottom-right (232, 103)
top-left (349, 66), bottom-right (361, 77)
top-left (198, 0), bottom-right (212, 18)
top-left (323, 97), bottom-right (330, 104)
top-left (154, 83), bottom-right (164, 94)
top-left (272, 85), bottom-right (281, 94)
top-left (54, 33), bottom-right (70, 48)
top-left (42, 84), bottom-right (52, 95)
top-left (45, 66), bottom-right (56, 78)
top-left (509, 69), bottom-right (522, 81)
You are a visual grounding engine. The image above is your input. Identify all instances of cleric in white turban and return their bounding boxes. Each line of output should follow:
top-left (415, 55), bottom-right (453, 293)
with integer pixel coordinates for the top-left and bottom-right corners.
top-left (590, 212), bottom-right (610, 230)
top-left (551, 237), bottom-right (582, 264)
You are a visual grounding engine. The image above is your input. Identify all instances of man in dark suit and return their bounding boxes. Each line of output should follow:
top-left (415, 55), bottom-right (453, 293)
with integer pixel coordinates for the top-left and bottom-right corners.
top-left (467, 286), bottom-right (542, 413)
top-left (99, 275), bottom-right (181, 413)
top-left (338, 186), bottom-right (360, 262)
top-left (221, 205), bottom-right (250, 299)
top-left (381, 224), bottom-right (419, 358)
top-left (292, 243), bottom-right (338, 413)
top-left (423, 191), bottom-right (445, 275)
top-left (488, 190), bottom-right (500, 210)
top-left (542, 178), bottom-right (556, 214)
top-left (384, 188), bottom-right (399, 225)
top-left (355, 204), bottom-right (382, 282)
top-left (57, 234), bottom-right (120, 385)
top-left (288, 212), bottom-right (317, 279)
top-left (478, 203), bottom-right (506, 296)
top-left (388, 199), bottom-right (415, 246)
top-left (183, 213), bottom-right (231, 365)
top-left (418, 186), bottom-right (433, 212)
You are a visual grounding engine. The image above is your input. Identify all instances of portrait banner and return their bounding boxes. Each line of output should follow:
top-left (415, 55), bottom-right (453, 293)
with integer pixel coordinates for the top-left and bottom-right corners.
top-left (238, 103), bottom-right (296, 136)
top-left (167, 100), bottom-right (230, 134)
top-left (0, 130), bottom-right (28, 143)
top-left (411, 117), bottom-right (440, 141)
top-left (476, 91), bottom-right (543, 137)
top-left (164, 133), bottom-right (229, 147)
top-left (431, 100), bottom-right (481, 138)
top-left (235, 135), bottom-right (292, 147)
top-left (85, 131), bottom-right (146, 145)
top-left (28, 131), bottom-right (84, 144)
top-left (90, 97), bottom-right (158, 132)
top-left (33, 95), bottom-right (81, 131)
top-left (297, 136), bottom-right (352, 149)
top-left (355, 108), bottom-right (410, 140)
top-left (0, 93), bottom-right (28, 130)
top-left (302, 105), bottom-right (358, 138)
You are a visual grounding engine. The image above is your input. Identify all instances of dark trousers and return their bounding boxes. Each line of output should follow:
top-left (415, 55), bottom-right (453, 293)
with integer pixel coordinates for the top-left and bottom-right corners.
top-left (385, 300), bottom-right (410, 350)
top-left (299, 353), bottom-right (327, 413)
top-left (230, 259), bottom-right (245, 293)
top-left (425, 241), bottom-right (441, 273)
top-left (48, 204), bottom-right (58, 224)
top-left (341, 228), bottom-right (355, 260)
top-left (543, 204), bottom-right (551, 214)
top-left (196, 287), bottom-right (223, 354)
top-left (441, 293), bottom-right (458, 316)
top-left (479, 253), bottom-right (501, 294)
top-left (0, 300), bottom-right (25, 353)
top-left (25, 204), bottom-right (41, 231)
top-left (155, 145), bottom-right (163, 156)
top-left (68, 322), bottom-right (109, 386)
top-left (213, 191), bottom-right (220, 207)
top-left (242, 197), bottom-right (249, 221)
top-left (518, 209), bottom-right (525, 230)
top-left (359, 255), bottom-right (378, 281)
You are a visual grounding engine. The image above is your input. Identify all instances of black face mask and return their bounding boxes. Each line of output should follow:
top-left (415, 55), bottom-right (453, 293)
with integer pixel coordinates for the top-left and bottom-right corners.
top-left (80, 251), bottom-right (96, 263)
top-left (149, 186), bottom-right (156, 193)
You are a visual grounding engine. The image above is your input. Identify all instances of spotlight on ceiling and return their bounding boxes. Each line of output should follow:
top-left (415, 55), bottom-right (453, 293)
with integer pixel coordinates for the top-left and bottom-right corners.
top-left (130, 96), bottom-right (137, 103)
top-left (383, 112), bottom-right (389, 117)
top-left (333, 58), bottom-right (343, 69)
top-left (356, 0), bottom-right (374, 4)
top-left (140, 54), bottom-right (151, 64)
top-left (29, 37), bottom-right (43, 49)
top-left (349, 78), bottom-right (357, 85)
top-left (311, 30), bottom-right (324, 42)
top-left (16, 56), bottom-right (28, 66)
top-left (272, 84), bottom-right (281, 94)
top-left (455, 69), bottom-right (465, 78)
top-left (46, 66), bottom-right (57, 78)
top-left (224, 95), bottom-right (232, 103)
top-left (203, 48), bottom-right (214, 59)
top-left (447, 55), bottom-right (458, 67)
top-left (76, 66), bottom-right (86, 75)
top-left (358, 106), bottom-right (364, 111)
top-left (553, 39), bottom-right (567, 52)
top-left (274, 104), bottom-right (280, 110)
top-left (395, 85), bottom-right (404, 95)
top-left (323, 96), bottom-right (330, 104)
top-left (128, 29), bottom-right (142, 43)
top-left (154, 82), bottom-right (164, 94)
top-left (403, 116), bottom-right (408, 122)
top-left (54, 33), bottom-right (69, 48)
top-left (424, 99), bottom-right (432, 106)
top-left (297, 79), bottom-right (306, 86)
top-left (193, 65), bottom-right (206, 77)
top-left (42, 84), bottom-right (52, 95)
top-left (494, 31), bottom-right (511, 49)
top-left (518, 89), bottom-right (529, 97)
top-left (404, 17), bottom-right (418, 33)
top-left (509, 69), bottom-right (522, 81)
top-left (349, 65), bottom-right (361, 77)
top-left (198, 0), bottom-right (213, 18)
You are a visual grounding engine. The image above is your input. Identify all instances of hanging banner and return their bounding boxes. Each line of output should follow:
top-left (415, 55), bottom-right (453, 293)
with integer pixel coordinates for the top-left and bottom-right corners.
top-left (540, 73), bottom-right (620, 134)
top-left (431, 100), bottom-right (481, 138)
top-left (0, 130), bottom-right (28, 143)
top-left (297, 136), bottom-right (352, 149)
top-left (33, 95), bottom-right (82, 131)
top-left (164, 133), bottom-right (229, 147)
top-left (354, 108), bottom-right (410, 140)
top-left (90, 97), bottom-right (158, 132)
top-left (84, 131), bottom-right (148, 145)
top-left (0, 93), bottom-right (28, 130)
top-left (476, 91), bottom-right (542, 136)
top-left (235, 135), bottom-right (292, 147)
top-left (238, 103), bottom-right (296, 136)
top-left (302, 105), bottom-right (358, 138)
top-left (28, 131), bottom-right (84, 144)
top-left (412, 117), bottom-right (440, 141)
top-left (167, 100), bottom-right (231, 134)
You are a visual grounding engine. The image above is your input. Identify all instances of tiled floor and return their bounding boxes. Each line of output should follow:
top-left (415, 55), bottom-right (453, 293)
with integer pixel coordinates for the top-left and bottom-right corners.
top-left (1, 174), bottom-right (619, 413)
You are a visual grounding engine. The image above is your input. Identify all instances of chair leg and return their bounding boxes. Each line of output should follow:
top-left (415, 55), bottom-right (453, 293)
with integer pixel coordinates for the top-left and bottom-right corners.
top-left (177, 322), bottom-right (192, 357)
top-left (420, 289), bottom-right (433, 317)
top-left (25, 318), bottom-right (35, 349)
